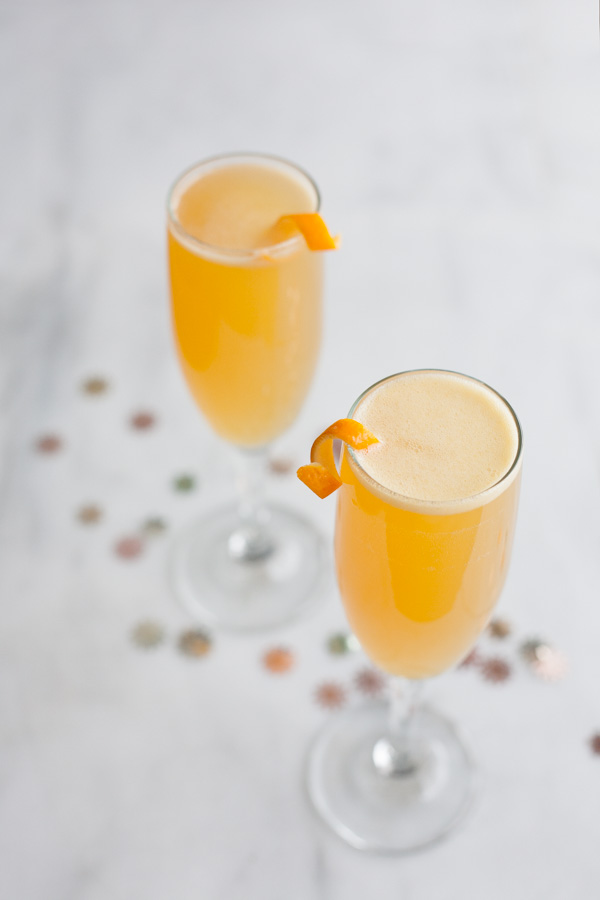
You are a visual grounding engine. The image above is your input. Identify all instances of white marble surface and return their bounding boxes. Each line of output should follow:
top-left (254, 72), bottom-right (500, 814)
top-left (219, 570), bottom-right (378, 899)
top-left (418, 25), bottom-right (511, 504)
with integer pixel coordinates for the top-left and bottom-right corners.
top-left (2, 0), bottom-right (600, 897)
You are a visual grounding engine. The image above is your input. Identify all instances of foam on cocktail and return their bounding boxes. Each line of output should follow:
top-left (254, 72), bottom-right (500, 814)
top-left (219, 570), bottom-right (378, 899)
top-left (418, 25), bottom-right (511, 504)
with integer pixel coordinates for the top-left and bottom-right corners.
top-left (352, 370), bottom-right (520, 513)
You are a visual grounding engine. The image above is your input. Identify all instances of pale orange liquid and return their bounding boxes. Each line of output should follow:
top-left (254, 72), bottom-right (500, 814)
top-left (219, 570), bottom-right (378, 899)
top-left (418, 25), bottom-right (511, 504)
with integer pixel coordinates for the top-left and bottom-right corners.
top-left (335, 371), bottom-right (522, 679)
top-left (168, 158), bottom-right (323, 448)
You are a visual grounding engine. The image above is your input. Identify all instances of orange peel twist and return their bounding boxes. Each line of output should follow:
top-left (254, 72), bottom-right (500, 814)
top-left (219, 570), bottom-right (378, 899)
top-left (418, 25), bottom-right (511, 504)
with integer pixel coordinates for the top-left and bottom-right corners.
top-left (279, 213), bottom-right (340, 251)
top-left (297, 418), bottom-right (379, 498)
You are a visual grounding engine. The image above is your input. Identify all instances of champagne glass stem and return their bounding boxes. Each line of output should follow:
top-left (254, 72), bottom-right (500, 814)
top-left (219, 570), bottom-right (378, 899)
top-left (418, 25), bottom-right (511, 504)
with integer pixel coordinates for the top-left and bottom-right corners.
top-left (227, 447), bottom-right (274, 562)
top-left (372, 677), bottom-right (424, 777)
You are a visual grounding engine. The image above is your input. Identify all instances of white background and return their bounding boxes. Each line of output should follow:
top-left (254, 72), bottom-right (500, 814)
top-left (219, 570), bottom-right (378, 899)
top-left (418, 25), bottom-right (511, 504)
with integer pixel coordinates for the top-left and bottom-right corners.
top-left (1, 1), bottom-right (600, 897)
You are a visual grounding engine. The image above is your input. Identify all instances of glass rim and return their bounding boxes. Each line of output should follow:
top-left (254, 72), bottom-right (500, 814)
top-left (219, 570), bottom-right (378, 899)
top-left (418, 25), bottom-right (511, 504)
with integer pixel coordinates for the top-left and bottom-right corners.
top-left (166, 151), bottom-right (321, 260)
top-left (347, 368), bottom-right (523, 511)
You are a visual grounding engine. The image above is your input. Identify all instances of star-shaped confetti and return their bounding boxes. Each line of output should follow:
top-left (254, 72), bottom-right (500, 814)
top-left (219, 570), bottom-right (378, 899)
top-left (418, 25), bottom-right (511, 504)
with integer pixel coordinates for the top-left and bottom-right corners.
top-left (131, 620), bottom-right (165, 649)
top-left (130, 411), bottom-right (156, 431)
top-left (178, 628), bottom-right (213, 658)
top-left (262, 647), bottom-right (294, 674)
top-left (531, 647), bottom-right (568, 683)
top-left (114, 536), bottom-right (144, 560)
top-left (480, 657), bottom-right (512, 683)
top-left (314, 682), bottom-right (347, 710)
top-left (142, 517), bottom-right (167, 537)
top-left (77, 504), bottom-right (103, 525)
top-left (354, 667), bottom-right (385, 696)
top-left (459, 648), bottom-right (482, 669)
top-left (35, 434), bottom-right (63, 454)
top-left (488, 618), bottom-right (512, 639)
top-left (173, 474), bottom-right (196, 493)
top-left (269, 457), bottom-right (294, 476)
top-left (81, 376), bottom-right (109, 396)
top-left (326, 632), bottom-right (360, 656)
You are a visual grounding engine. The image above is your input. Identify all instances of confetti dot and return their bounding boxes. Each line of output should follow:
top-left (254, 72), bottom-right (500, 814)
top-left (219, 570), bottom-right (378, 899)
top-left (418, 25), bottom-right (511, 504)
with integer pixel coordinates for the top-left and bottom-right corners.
top-left (531, 647), bottom-right (568, 683)
top-left (488, 618), bottom-right (512, 639)
top-left (114, 536), bottom-right (144, 559)
top-left (81, 376), bottom-right (109, 396)
top-left (354, 667), bottom-right (385, 696)
top-left (315, 682), bottom-right (347, 710)
top-left (326, 632), bottom-right (360, 656)
top-left (459, 648), bottom-right (481, 669)
top-left (35, 435), bottom-right (63, 454)
top-left (173, 474), bottom-right (196, 493)
top-left (520, 639), bottom-right (547, 664)
top-left (269, 457), bottom-right (294, 476)
top-left (480, 657), bottom-right (512, 684)
top-left (262, 647), bottom-right (294, 674)
top-left (131, 621), bottom-right (165, 649)
top-left (142, 517), bottom-right (167, 536)
top-left (77, 504), bottom-right (103, 525)
top-left (130, 411), bottom-right (156, 431)
top-left (589, 734), bottom-right (600, 756)
top-left (178, 629), bottom-right (212, 658)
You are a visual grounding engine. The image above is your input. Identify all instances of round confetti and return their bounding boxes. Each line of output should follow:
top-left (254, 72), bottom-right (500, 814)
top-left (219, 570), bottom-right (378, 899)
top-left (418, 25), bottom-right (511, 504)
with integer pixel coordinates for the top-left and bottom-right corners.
top-left (520, 639), bottom-right (547, 664)
top-left (130, 411), bottom-right (156, 431)
top-left (114, 536), bottom-right (144, 560)
top-left (269, 457), bottom-right (294, 476)
top-left (262, 647), bottom-right (294, 674)
top-left (326, 632), bottom-right (361, 656)
top-left (77, 504), bottom-right (103, 525)
top-left (531, 647), bottom-right (568, 683)
top-left (315, 682), bottom-right (347, 710)
top-left (354, 667), bottom-right (385, 696)
top-left (480, 657), bottom-right (512, 684)
top-left (589, 734), bottom-right (600, 756)
top-left (459, 648), bottom-right (482, 669)
top-left (131, 620), bottom-right (165, 649)
top-left (35, 434), bottom-right (63, 454)
top-left (81, 376), bottom-right (109, 396)
top-left (178, 629), bottom-right (212, 658)
top-left (488, 618), bottom-right (512, 639)
top-left (142, 517), bottom-right (167, 537)
top-left (173, 474), bottom-right (196, 493)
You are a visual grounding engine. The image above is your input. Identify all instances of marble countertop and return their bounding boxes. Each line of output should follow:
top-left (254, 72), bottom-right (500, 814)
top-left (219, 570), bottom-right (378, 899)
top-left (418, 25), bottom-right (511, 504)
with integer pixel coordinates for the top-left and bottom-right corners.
top-left (2, 1), bottom-right (600, 897)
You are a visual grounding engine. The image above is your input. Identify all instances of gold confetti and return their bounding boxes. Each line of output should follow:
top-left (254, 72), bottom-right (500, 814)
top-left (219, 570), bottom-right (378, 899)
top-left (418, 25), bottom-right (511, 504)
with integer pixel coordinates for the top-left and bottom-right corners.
top-left (459, 648), bottom-right (481, 669)
top-left (354, 668), bottom-right (385, 696)
top-left (77, 504), bottom-right (103, 525)
top-left (315, 682), bottom-right (347, 709)
top-left (173, 474), bottom-right (196, 493)
top-left (131, 621), bottom-right (165, 649)
top-left (142, 517), bottom-right (167, 536)
top-left (326, 632), bottom-right (360, 656)
top-left (589, 734), bottom-right (600, 756)
top-left (262, 647), bottom-right (294, 673)
top-left (130, 411), bottom-right (156, 431)
top-left (531, 647), bottom-right (568, 682)
top-left (114, 536), bottom-right (144, 559)
top-left (269, 457), bottom-right (294, 476)
top-left (480, 657), bottom-right (512, 683)
top-left (82, 376), bottom-right (109, 396)
top-left (35, 434), bottom-right (63, 454)
top-left (488, 618), bottom-right (512, 639)
top-left (178, 629), bottom-right (212, 658)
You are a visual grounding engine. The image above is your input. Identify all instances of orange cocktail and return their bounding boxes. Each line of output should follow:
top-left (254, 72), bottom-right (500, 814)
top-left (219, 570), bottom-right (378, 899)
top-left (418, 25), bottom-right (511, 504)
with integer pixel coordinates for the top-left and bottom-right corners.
top-left (336, 371), bottom-right (521, 678)
top-left (168, 154), bottom-right (322, 448)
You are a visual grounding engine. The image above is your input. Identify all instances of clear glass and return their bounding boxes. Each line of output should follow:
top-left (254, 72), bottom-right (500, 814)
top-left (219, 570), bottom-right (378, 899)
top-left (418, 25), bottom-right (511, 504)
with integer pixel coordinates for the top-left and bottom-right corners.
top-left (167, 153), bottom-right (327, 631)
top-left (306, 370), bottom-right (523, 851)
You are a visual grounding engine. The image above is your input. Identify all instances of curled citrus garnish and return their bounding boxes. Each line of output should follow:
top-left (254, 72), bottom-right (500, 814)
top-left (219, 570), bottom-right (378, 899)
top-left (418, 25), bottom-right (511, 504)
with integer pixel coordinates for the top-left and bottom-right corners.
top-left (297, 419), bottom-right (379, 498)
top-left (279, 213), bottom-right (340, 251)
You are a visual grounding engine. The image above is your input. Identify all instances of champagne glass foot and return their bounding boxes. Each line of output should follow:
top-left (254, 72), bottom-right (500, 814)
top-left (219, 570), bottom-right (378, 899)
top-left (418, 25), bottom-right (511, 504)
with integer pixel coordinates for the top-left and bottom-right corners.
top-left (306, 702), bottom-right (476, 853)
top-left (170, 504), bottom-right (327, 632)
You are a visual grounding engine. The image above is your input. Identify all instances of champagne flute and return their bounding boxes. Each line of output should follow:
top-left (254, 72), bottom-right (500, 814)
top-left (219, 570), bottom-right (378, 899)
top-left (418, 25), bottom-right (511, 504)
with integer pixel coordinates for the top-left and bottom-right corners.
top-left (302, 370), bottom-right (522, 851)
top-left (167, 153), bottom-right (331, 631)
